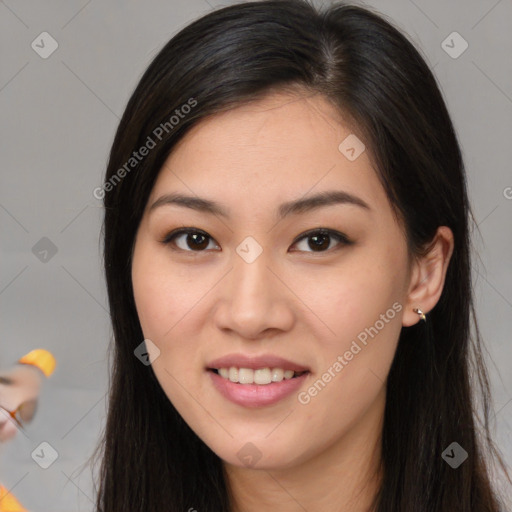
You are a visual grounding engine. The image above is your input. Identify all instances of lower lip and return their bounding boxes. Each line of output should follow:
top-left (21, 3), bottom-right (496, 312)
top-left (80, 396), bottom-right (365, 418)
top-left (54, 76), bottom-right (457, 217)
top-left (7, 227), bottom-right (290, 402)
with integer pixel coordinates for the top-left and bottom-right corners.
top-left (208, 370), bottom-right (309, 408)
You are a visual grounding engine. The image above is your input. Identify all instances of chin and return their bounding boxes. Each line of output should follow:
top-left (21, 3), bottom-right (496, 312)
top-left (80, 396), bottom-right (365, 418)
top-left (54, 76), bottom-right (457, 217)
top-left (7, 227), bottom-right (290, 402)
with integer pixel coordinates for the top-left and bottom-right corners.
top-left (210, 436), bottom-right (307, 471)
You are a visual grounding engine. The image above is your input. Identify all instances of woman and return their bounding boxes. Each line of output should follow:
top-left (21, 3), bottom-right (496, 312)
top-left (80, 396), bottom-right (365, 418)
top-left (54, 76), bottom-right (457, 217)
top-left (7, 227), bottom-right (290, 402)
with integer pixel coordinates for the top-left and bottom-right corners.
top-left (92, 1), bottom-right (511, 510)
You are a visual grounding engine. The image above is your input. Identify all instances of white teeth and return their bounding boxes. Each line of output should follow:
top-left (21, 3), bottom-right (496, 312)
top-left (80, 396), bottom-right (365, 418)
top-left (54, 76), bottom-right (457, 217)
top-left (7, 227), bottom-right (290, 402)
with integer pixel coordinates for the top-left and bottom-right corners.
top-left (215, 366), bottom-right (305, 385)
top-left (271, 368), bottom-right (284, 382)
top-left (254, 368), bottom-right (272, 385)
top-left (228, 367), bottom-right (238, 383)
top-left (238, 368), bottom-right (254, 384)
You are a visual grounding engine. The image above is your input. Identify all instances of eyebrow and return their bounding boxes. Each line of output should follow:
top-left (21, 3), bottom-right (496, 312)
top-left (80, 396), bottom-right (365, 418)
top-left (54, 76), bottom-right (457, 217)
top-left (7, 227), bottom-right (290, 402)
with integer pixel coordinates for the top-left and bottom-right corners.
top-left (149, 190), bottom-right (371, 219)
top-left (0, 376), bottom-right (14, 385)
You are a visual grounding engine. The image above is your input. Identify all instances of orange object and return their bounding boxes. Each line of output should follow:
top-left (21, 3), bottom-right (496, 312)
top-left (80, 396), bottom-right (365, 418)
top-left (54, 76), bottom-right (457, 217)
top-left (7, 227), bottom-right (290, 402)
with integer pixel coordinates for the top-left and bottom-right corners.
top-left (0, 484), bottom-right (27, 511)
top-left (17, 349), bottom-right (56, 378)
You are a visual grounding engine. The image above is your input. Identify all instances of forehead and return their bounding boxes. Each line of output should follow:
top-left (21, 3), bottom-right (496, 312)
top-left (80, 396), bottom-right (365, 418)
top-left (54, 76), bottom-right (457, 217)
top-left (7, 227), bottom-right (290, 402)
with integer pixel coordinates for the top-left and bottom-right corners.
top-left (148, 90), bottom-right (389, 218)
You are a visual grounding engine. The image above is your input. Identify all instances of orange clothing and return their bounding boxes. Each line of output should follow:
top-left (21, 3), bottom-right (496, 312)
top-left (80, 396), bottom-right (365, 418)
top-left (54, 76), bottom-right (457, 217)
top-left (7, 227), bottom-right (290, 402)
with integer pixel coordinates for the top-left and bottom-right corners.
top-left (0, 485), bottom-right (26, 512)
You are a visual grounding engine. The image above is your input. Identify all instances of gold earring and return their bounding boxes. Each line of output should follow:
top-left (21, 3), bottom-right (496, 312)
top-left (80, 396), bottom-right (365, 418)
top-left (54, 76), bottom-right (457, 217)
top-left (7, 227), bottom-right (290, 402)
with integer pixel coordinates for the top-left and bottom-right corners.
top-left (413, 308), bottom-right (426, 322)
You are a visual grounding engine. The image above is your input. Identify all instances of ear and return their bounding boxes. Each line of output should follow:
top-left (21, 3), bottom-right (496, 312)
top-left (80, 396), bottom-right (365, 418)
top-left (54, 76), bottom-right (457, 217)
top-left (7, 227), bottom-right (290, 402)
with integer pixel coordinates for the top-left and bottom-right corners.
top-left (402, 226), bottom-right (454, 327)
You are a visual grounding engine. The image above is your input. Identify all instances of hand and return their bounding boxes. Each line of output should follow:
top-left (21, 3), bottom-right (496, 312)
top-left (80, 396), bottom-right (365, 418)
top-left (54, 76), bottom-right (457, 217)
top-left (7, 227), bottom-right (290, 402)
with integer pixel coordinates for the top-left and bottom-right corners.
top-left (0, 364), bottom-right (43, 442)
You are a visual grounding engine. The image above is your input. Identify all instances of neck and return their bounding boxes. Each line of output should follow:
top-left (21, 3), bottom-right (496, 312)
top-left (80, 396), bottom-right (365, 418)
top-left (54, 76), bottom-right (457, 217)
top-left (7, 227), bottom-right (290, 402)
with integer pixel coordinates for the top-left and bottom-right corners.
top-left (224, 386), bottom-right (385, 512)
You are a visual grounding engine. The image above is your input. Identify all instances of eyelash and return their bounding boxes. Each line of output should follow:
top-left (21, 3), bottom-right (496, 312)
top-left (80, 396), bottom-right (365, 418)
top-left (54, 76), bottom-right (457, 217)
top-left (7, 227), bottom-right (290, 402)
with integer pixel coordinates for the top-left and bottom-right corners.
top-left (160, 227), bottom-right (353, 254)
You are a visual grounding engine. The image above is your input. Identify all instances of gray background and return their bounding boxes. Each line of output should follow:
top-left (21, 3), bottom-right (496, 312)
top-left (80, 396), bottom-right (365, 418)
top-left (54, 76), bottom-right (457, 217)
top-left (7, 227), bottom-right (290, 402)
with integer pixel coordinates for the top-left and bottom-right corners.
top-left (1, 0), bottom-right (511, 510)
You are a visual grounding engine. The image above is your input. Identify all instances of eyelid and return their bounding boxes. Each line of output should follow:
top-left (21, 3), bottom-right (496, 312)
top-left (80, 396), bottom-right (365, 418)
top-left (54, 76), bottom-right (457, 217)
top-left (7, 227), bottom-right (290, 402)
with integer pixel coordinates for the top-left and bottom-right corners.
top-left (160, 227), bottom-right (352, 253)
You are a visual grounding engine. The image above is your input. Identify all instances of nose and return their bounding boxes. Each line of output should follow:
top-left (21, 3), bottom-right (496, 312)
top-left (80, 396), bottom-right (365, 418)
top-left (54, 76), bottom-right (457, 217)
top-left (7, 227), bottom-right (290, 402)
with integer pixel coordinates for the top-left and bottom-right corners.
top-left (213, 247), bottom-right (295, 340)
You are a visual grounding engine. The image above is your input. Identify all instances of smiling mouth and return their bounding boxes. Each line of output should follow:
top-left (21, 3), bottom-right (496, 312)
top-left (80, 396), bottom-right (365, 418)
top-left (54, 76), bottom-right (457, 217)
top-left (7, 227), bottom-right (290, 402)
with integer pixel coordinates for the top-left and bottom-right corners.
top-left (208, 367), bottom-right (309, 385)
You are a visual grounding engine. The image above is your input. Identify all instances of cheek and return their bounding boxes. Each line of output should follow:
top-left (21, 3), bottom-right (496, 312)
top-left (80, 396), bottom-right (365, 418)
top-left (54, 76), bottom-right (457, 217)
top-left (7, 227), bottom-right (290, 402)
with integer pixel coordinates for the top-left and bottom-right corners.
top-left (295, 241), bottom-right (406, 421)
top-left (132, 240), bottom-right (202, 341)
top-left (293, 267), bottom-right (403, 452)
top-left (131, 243), bottom-right (211, 403)
top-left (304, 249), bottom-right (406, 348)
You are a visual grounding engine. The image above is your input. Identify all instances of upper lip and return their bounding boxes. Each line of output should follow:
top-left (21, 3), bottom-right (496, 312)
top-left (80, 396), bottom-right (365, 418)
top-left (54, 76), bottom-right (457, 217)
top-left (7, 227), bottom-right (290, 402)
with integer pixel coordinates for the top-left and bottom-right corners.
top-left (207, 353), bottom-right (310, 372)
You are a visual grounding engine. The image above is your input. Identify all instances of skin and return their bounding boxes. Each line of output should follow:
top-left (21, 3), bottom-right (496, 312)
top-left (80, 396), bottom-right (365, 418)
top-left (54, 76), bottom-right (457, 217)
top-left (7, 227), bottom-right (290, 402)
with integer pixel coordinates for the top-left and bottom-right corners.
top-left (0, 364), bottom-right (42, 442)
top-left (131, 89), bottom-right (454, 511)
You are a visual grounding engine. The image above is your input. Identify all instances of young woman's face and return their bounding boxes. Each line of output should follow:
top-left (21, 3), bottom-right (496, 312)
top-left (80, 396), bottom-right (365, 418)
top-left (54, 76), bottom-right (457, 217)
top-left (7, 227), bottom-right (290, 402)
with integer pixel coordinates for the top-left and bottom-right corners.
top-left (131, 91), bottom-right (414, 470)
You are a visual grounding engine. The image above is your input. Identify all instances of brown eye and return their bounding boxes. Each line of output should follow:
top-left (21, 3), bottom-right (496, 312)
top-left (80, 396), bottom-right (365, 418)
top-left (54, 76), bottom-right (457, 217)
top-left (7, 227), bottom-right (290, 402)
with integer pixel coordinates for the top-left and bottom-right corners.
top-left (162, 229), bottom-right (219, 252)
top-left (291, 229), bottom-right (352, 253)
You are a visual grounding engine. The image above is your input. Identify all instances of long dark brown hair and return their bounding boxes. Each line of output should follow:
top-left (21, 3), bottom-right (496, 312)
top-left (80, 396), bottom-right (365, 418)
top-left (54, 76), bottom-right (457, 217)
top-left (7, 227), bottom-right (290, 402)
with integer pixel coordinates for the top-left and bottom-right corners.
top-left (91, 1), bottom-right (511, 510)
